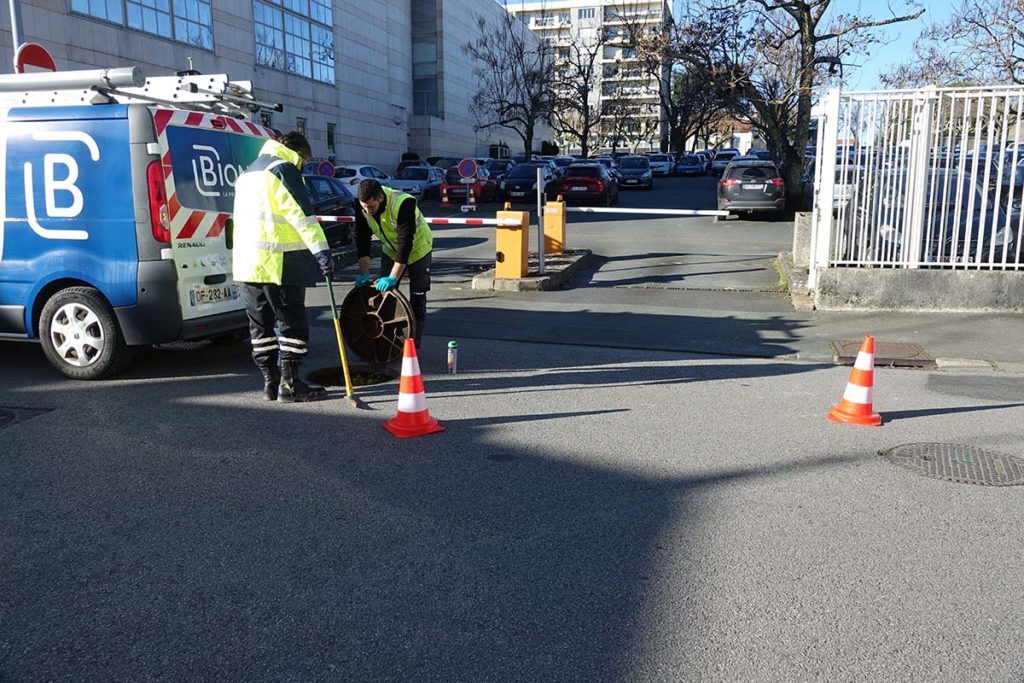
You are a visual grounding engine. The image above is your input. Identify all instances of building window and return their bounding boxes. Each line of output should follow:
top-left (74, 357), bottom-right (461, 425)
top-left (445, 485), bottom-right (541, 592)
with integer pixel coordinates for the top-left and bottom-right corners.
top-left (578, 7), bottom-right (595, 19)
top-left (253, 0), bottom-right (335, 84)
top-left (412, 0), bottom-right (440, 116)
top-left (326, 123), bottom-right (335, 154)
top-left (558, 12), bottom-right (570, 23)
top-left (557, 47), bottom-right (570, 60)
top-left (295, 117), bottom-right (306, 135)
top-left (70, 0), bottom-right (212, 48)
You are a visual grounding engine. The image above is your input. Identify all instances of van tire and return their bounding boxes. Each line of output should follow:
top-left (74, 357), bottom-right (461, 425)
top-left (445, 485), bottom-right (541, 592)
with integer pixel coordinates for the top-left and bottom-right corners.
top-left (39, 287), bottom-right (133, 380)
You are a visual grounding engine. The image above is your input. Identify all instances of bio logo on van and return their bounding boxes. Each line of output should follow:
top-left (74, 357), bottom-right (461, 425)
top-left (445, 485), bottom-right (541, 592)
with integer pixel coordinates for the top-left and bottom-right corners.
top-left (166, 126), bottom-right (265, 214)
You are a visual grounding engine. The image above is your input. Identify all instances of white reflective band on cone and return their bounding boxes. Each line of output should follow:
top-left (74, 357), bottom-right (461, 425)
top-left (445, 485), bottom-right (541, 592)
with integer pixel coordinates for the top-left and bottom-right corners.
top-left (854, 353), bottom-right (875, 371)
top-left (397, 391), bottom-right (427, 413)
top-left (401, 354), bottom-right (421, 377)
top-left (842, 384), bottom-right (873, 405)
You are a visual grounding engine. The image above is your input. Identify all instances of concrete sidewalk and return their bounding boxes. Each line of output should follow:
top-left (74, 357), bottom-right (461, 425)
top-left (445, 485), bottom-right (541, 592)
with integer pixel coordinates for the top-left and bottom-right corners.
top-left (311, 282), bottom-right (1024, 373)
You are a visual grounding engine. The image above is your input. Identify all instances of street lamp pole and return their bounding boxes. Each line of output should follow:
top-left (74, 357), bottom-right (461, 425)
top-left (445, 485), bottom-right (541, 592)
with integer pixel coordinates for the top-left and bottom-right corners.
top-left (8, 0), bottom-right (24, 69)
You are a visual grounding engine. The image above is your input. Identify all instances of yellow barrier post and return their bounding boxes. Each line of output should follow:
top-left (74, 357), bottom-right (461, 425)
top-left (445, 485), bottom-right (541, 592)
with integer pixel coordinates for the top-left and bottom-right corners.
top-left (543, 195), bottom-right (566, 255)
top-left (495, 208), bottom-right (530, 278)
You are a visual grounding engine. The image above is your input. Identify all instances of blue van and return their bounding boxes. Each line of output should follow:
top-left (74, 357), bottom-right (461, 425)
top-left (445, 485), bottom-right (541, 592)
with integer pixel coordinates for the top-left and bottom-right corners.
top-left (0, 73), bottom-right (275, 379)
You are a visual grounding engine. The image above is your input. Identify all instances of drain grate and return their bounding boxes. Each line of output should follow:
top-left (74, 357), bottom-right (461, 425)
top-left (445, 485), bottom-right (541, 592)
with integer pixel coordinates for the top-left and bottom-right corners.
top-left (881, 443), bottom-right (1024, 486)
top-left (0, 407), bottom-right (51, 431)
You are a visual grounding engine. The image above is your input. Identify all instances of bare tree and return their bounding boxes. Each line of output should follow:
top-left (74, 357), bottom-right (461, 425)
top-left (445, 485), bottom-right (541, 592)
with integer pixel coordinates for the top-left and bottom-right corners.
top-left (669, 68), bottom-right (733, 152)
top-left (669, 0), bottom-right (923, 209)
top-left (550, 25), bottom-right (609, 157)
top-left (884, 0), bottom-right (1024, 87)
top-left (465, 11), bottom-right (554, 156)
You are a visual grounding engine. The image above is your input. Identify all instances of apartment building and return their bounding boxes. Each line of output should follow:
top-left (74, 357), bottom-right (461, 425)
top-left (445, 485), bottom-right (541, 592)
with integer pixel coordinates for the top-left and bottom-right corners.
top-left (0, 0), bottom-right (541, 169)
top-left (505, 0), bottom-right (671, 154)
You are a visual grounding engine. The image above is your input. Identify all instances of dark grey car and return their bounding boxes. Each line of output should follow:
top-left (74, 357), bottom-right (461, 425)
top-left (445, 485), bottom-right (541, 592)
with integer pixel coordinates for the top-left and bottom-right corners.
top-left (617, 156), bottom-right (653, 190)
top-left (716, 160), bottom-right (786, 218)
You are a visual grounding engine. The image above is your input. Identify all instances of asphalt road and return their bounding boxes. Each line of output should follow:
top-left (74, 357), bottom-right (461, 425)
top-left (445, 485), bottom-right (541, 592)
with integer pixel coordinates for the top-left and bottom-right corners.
top-left (2, 175), bottom-right (1024, 680)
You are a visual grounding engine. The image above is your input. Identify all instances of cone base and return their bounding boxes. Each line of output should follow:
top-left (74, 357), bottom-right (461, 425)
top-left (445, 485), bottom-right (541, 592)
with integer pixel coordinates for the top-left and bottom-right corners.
top-left (828, 405), bottom-right (882, 426)
top-left (383, 413), bottom-right (445, 439)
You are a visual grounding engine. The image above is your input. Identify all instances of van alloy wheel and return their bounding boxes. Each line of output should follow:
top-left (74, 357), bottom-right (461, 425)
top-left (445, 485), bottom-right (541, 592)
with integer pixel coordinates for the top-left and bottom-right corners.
top-left (39, 286), bottom-right (133, 380)
top-left (49, 302), bottom-right (105, 367)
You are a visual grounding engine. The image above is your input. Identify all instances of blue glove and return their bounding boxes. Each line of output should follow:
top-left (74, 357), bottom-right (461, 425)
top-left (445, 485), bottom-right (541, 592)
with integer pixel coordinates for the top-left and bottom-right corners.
top-left (355, 273), bottom-right (371, 288)
top-left (315, 250), bottom-right (334, 277)
top-left (375, 276), bottom-right (397, 292)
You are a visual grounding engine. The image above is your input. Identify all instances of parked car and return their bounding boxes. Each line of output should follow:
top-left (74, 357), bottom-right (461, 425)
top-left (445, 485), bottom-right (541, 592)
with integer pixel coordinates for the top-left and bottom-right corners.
top-left (675, 154), bottom-right (706, 176)
top-left (695, 151), bottom-right (714, 173)
top-left (592, 156), bottom-right (618, 177)
top-left (441, 166), bottom-right (499, 204)
top-left (717, 159), bottom-right (786, 218)
top-left (303, 175), bottom-right (358, 248)
top-left (395, 152), bottom-right (422, 176)
top-left (499, 162), bottom-right (558, 202)
top-left (799, 158), bottom-right (867, 213)
top-left (552, 156), bottom-right (576, 177)
top-left (333, 163), bottom-right (391, 188)
top-left (649, 154), bottom-right (674, 176)
top-left (384, 165), bottom-right (445, 200)
top-left (838, 169), bottom-right (1017, 264)
top-left (710, 150), bottom-right (740, 176)
top-left (485, 158), bottom-right (516, 181)
top-left (554, 163), bottom-right (620, 205)
top-left (617, 155), bottom-right (654, 189)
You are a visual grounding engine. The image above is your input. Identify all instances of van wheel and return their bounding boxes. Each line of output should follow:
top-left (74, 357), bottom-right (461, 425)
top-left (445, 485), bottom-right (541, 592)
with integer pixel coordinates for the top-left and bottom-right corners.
top-left (39, 287), bottom-right (133, 380)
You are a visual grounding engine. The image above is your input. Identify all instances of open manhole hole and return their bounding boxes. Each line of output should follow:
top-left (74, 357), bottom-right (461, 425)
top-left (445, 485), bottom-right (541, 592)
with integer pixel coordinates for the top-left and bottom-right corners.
top-left (881, 443), bottom-right (1024, 486)
top-left (307, 364), bottom-right (398, 388)
top-left (831, 340), bottom-right (935, 369)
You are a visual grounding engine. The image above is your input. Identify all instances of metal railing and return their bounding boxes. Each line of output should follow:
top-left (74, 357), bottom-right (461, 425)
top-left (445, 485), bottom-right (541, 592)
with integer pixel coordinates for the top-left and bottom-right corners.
top-left (809, 86), bottom-right (1024, 285)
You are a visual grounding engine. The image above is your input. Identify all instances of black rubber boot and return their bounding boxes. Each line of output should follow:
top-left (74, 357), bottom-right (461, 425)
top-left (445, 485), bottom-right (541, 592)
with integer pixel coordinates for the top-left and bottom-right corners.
top-left (259, 366), bottom-right (280, 401)
top-left (278, 361), bottom-right (327, 402)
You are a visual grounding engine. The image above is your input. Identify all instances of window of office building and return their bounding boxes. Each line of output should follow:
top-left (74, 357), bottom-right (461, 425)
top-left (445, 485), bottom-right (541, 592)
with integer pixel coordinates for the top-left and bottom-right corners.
top-left (578, 7), bottom-right (595, 19)
top-left (70, 0), bottom-right (213, 48)
top-left (558, 12), bottom-right (570, 22)
top-left (295, 117), bottom-right (306, 136)
top-left (412, 0), bottom-right (440, 116)
top-left (254, 0), bottom-right (335, 84)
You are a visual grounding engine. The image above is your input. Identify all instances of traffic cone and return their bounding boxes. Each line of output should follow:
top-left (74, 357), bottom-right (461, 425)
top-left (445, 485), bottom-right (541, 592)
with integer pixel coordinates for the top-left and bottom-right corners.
top-left (383, 338), bottom-right (445, 438)
top-left (828, 335), bottom-right (882, 426)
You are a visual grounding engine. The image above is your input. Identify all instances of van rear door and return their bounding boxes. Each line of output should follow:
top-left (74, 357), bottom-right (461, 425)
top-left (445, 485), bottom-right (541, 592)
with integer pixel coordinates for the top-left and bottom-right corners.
top-left (153, 109), bottom-right (271, 321)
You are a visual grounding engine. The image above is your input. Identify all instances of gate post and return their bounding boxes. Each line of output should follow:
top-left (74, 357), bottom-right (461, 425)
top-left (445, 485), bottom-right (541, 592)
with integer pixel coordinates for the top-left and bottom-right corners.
top-left (903, 86), bottom-right (937, 268)
top-left (808, 88), bottom-right (841, 290)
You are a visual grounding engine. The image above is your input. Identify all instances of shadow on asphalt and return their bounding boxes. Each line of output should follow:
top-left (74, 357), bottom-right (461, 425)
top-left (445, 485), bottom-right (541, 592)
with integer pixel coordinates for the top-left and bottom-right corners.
top-left (421, 305), bottom-right (808, 359)
top-left (881, 402), bottom-right (1024, 422)
top-left (0, 347), bottom-right (870, 678)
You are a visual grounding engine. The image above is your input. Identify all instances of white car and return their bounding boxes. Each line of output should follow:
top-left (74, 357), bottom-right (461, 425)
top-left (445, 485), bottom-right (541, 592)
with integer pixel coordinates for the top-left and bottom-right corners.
top-left (383, 165), bottom-right (445, 200)
top-left (648, 154), bottom-right (674, 176)
top-left (333, 163), bottom-right (391, 188)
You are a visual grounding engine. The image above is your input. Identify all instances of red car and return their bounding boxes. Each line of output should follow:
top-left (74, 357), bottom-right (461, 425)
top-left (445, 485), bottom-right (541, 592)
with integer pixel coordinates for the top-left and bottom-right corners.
top-left (440, 166), bottom-right (498, 204)
top-left (554, 163), bottom-right (620, 205)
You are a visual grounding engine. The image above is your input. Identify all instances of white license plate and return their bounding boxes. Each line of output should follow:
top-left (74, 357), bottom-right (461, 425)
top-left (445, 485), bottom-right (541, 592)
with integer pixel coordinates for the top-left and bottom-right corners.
top-left (571, 186), bottom-right (587, 191)
top-left (190, 283), bottom-right (238, 306)
top-left (743, 184), bottom-right (765, 190)
top-left (511, 191), bottom-right (525, 197)
top-left (625, 180), bottom-right (638, 184)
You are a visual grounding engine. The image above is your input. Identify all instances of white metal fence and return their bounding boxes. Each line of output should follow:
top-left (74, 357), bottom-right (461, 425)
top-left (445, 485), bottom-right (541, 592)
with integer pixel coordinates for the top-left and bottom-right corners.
top-left (809, 86), bottom-right (1024, 286)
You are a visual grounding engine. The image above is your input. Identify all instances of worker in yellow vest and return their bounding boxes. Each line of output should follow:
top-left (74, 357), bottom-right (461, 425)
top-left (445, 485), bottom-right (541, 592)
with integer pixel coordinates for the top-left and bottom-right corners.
top-left (354, 179), bottom-right (434, 348)
top-left (232, 131), bottom-right (333, 402)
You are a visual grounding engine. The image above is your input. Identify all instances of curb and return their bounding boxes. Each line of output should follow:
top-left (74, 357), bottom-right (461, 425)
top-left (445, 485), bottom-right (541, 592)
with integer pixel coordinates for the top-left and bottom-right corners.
top-left (776, 252), bottom-right (814, 311)
top-left (472, 249), bottom-right (593, 291)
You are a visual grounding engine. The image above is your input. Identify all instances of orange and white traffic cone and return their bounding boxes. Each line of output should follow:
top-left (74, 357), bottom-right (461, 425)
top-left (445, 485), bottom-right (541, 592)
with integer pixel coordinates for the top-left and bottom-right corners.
top-left (440, 186), bottom-right (449, 208)
top-left (384, 338), bottom-right (445, 439)
top-left (828, 335), bottom-right (882, 426)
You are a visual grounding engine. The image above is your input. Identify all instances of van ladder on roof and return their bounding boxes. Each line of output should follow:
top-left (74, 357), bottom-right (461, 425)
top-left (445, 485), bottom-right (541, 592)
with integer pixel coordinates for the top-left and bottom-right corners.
top-left (0, 67), bottom-right (282, 118)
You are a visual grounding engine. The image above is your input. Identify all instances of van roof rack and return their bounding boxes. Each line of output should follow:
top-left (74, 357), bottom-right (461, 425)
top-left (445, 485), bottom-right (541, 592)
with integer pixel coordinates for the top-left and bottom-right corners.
top-left (0, 67), bottom-right (282, 117)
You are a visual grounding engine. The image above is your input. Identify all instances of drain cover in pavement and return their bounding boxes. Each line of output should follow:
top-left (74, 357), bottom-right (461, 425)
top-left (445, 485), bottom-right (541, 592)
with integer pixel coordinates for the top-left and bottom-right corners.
top-left (0, 407), bottom-right (51, 431)
top-left (831, 340), bottom-right (934, 368)
top-left (881, 443), bottom-right (1024, 486)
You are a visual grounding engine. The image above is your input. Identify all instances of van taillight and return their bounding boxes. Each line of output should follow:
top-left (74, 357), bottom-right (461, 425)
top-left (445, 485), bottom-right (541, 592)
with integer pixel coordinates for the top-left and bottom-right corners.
top-left (147, 160), bottom-right (171, 243)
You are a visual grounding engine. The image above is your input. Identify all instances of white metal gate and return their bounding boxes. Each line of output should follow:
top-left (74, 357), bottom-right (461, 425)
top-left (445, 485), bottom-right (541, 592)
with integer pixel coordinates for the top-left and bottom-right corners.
top-left (809, 86), bottom-right (1024, 287)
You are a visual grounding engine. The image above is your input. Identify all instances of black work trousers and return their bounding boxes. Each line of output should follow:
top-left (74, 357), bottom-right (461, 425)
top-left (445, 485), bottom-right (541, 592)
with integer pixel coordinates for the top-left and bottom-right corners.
top-left (241, 283), bottom-right (310, 367)
top-left (381, 252), bottom-right (431, 347)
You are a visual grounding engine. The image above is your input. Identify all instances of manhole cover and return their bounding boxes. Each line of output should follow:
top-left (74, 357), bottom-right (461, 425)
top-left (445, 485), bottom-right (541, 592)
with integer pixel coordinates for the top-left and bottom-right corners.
top-left (831, 339), bottom-right (935, 368)
top-left (881, 443), bottom-right (1024, 486)
top-left (0, 407), bottom-right (51, 431)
